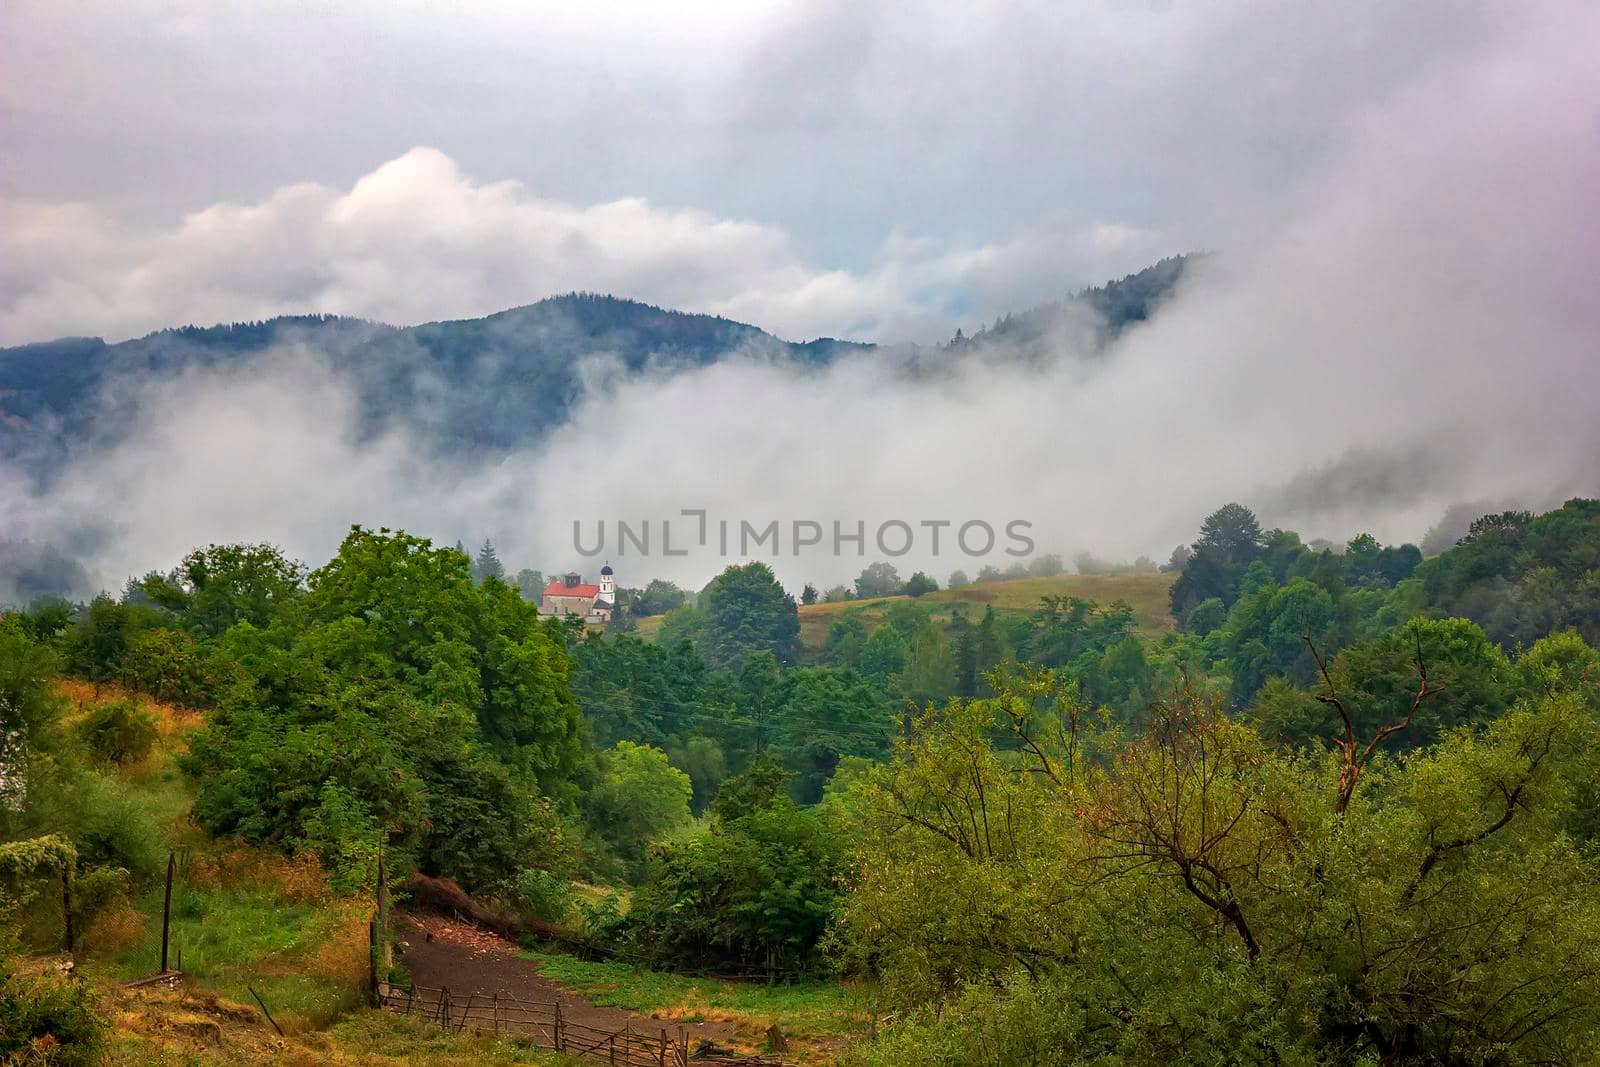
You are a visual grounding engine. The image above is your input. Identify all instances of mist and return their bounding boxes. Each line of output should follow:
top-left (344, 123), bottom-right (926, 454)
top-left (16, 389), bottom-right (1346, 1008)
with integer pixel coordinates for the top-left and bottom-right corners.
top-left (2, 5), bottom-right (1597, 600)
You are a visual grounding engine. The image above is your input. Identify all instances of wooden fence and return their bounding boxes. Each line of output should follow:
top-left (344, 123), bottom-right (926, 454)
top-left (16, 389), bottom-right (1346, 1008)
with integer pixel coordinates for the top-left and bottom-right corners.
top-left (381, 984), bottom-right (783, 1066)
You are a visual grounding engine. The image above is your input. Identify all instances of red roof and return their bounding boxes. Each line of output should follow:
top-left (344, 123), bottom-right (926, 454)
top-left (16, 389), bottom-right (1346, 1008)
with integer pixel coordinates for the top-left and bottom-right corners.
top-left (543, 581), bottom-right (600, 599)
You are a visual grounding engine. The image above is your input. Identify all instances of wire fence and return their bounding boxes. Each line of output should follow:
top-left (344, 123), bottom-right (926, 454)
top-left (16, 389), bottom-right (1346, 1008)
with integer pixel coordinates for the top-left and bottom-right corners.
top-left (381, 983), bottom-right (785, 1066)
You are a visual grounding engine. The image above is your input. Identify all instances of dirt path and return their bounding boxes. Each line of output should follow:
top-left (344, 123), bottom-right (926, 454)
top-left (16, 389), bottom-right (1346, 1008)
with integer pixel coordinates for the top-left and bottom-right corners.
top-left (394, 912), bottom-right (729, 1044)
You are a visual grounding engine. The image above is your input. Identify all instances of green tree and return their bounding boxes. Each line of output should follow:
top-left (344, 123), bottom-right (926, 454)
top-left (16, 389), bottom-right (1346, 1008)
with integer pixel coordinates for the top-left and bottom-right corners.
top-left (860, 625), bottom-right (908, 686)
top-left (697, 562), bottom-right (800, 669)
top-left (896, 624), bottom-right (956, 706)
top-left (823, 614), bottom-right (868, 668)
top-left (473, 540), bottom-right (505, 584)
top-left (584, 741), bottom-right (693, 873)
top-left (146, 543), bottom-right (303, 638)
top-left (854, 562), bottom-right (903, 599)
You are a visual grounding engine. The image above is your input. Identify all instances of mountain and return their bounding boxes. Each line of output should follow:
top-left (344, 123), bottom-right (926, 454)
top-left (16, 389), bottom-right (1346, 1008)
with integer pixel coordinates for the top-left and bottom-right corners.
top-left (0, 295), bottom-right (875, 479)
top-left (944, 255), bottom-right (1193, 361)
top-left (0, 261), bottom-right (1190, 481)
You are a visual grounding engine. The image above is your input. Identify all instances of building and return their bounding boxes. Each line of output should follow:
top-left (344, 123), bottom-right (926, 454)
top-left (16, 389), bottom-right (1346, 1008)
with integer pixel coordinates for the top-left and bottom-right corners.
top-left (540, 563), bottom-right (616, 624)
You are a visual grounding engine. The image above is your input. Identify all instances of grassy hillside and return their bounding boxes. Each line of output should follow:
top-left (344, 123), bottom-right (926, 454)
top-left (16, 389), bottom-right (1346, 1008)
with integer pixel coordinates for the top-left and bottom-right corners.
top-left (633, 572), bottom-right (1175, 653)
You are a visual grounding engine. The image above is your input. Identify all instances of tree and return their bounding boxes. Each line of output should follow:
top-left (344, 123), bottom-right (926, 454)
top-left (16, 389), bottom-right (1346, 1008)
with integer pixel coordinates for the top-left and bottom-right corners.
top-left (0, 620), bottom-right (66, 791)
top-left (896, 624), bottom-right (956, 706)
top-left (854, 562), bottom-right (904, 599)
top-left (947, 569), bottom-right (970, 589)
top-left (768, 667), bottom-right (893, 802)
top-left (1195, 502), bottom-right (1266, 568)
top-left (697, 563), bottom-right (800, 669)
top-left (903, 572), bottom-right (938, 598)
top-left (514, 568), bottom-right (546, 602)
top-left (823, 615), bottom-right (868, 668)
top-left (584, 741), bottom-right (693, 873)
top-left (1182, 596), bottom-right (1227, 636)
top-left (1169, 545), bottom-right (1235, 618)
top-left (1027, 553), bottom-right (1064, 577)
top-left (626, 760), bottom-right (844, 970)
top-left (632, 579), bottom-right (688, 617)
top-left (1321, 616), bottom-right (1512, 752)
top-left (860, 625), bottom-right (908, 685)
top-left (473, 540), bottom-right (505, 584)
top-left (184, 527), bottom-right (583, 890)
top-left (840, 674), bottom-right (1600, 1063)
top-left (147, 543), bottom-right (303, 638)
top-left (800, 583), bottom-right (818, 606)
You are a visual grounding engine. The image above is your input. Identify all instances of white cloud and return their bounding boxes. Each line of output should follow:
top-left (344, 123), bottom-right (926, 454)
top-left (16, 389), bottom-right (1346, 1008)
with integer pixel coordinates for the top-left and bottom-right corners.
top-left (0, 147), bottom-right (1167, 348)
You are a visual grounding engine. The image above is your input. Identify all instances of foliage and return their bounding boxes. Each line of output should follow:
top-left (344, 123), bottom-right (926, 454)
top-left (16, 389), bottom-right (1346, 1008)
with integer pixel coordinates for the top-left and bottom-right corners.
top-left (183, 527), bottom-right (583, 892)
top-left (583, 741), bottom-right (693, 874)
top-left (695, 562), bottom-right (801, 670)
top-left (143, 543), bottom-right (304, 638)
top-left (513, 867), bottom-right (573, 925)
top-left (838, 669), bottom-right (1600, 1063)
top-left (854, 562), bottom-right (904, 599)
top-left (73, 700), bottom-right (158, 766)
top-left (625, 760), bottom-right (844, 971)
top-left (0, 950), bottom-right (106, 1066)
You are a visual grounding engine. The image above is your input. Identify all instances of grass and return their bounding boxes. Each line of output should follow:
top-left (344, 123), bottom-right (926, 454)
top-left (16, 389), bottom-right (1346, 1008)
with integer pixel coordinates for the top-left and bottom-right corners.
top-left (629, 572), bottom-right (1176, 654)
top-left (794, 571), bottom-right (1176, 651)
top-left (99, 987), bottom-right (585, 1065)
top-left (522, 950), bottom-right (873, 1051)
top-left (90, 886), bottom-right (371, 1029)
top-left (51, 683), bottom-right (372, 1032)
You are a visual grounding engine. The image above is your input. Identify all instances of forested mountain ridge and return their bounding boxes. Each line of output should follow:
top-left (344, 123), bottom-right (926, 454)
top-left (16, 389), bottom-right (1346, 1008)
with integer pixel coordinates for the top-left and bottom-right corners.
top-left (0, 295), bottom-right (873, 476)
top-left (0, 263), bottom-right (1188, 478)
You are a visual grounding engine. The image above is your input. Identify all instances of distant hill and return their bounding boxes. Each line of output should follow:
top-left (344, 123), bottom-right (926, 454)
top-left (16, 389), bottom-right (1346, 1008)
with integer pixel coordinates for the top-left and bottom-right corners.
top-left (0, 262), bottom-right (1190, 480)
top-left (633, 571), bottom-right (1177, 653)
top-left (0, 294), bottom-right (875, 478)
top-left (945, 255), bottom-right (1193, 360)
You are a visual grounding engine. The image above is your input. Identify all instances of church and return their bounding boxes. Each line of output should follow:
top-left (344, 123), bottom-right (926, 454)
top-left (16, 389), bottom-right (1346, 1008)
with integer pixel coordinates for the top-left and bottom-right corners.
top-left (540, 564), bottom-right (616, 625)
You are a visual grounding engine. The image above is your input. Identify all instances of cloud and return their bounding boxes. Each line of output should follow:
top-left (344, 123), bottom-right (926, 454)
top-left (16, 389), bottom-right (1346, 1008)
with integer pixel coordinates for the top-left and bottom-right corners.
top-left (0, 147), bottom-right (1169, 348)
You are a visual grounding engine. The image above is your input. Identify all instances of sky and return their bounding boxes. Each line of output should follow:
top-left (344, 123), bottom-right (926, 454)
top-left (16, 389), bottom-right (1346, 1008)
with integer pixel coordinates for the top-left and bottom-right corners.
top-left (0, 0), bottom-right (1541, 347)
top-left (1, 1), bottom-right (1598, 595)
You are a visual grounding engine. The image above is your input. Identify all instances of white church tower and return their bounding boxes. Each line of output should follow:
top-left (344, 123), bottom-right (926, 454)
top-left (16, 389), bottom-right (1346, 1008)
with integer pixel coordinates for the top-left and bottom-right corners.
top-left (598, 562), bottom-right (615, 605)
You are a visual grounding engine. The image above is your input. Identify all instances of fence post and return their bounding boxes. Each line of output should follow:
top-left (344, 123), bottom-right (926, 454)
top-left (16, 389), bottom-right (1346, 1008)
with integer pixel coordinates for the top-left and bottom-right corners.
top-left (441, 988), bottom-right (451, 1031)
top-left (659, 1026), bottom-right (668, 1067)
top-left (493, 991), bottom-right (500, 1035)
top-left (555, 1000), bottom-right (564, 1051)
top-left (368, 916), bottom-right (379, 1007)
top-left (160, 851), bottom-right (175, 972)
top-left (62, 873), bottom-right (74, 954)
top-left (608, 1032), bottom-right (616, 1065)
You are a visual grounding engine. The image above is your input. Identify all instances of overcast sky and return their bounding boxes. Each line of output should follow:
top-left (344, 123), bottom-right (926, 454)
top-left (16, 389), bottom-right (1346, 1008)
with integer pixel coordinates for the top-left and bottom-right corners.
top-left (0, 0), bottom-right (1547, 346)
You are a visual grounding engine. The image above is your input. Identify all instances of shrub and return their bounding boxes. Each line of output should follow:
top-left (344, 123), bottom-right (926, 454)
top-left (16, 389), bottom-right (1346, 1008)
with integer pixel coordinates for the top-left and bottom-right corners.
top-left (513, 867), bottom-right (572, 925)
top-left (73, 700), bottom-right (157, 766)
top-left (0, 959), bottom-right (106, 1065)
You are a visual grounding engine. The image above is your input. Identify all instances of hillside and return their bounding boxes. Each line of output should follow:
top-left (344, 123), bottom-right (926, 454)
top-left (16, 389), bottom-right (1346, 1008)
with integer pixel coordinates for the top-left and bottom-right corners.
top-left (0, 294), bottom-right (876, 480)
top-left (634, 571), bottom-right (1176, 653)
top-left (0, 264), bottom-right (1188, 484)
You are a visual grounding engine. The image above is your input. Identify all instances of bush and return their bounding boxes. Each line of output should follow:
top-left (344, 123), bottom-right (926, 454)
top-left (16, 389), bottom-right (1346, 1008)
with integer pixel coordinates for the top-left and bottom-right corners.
top-left (624, 763), bottom-right (843, 972)
top-left (0, 960), bottom-right (106, 1065)
top-left (513, 868), bottom-right (571, 925)
top-left (73, 700), bottom-right (157, 766)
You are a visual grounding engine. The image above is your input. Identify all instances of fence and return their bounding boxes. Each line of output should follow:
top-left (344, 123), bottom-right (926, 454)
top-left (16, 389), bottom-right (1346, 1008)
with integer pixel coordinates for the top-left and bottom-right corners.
top-left (381, 984), bottom-right (784, 1066)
